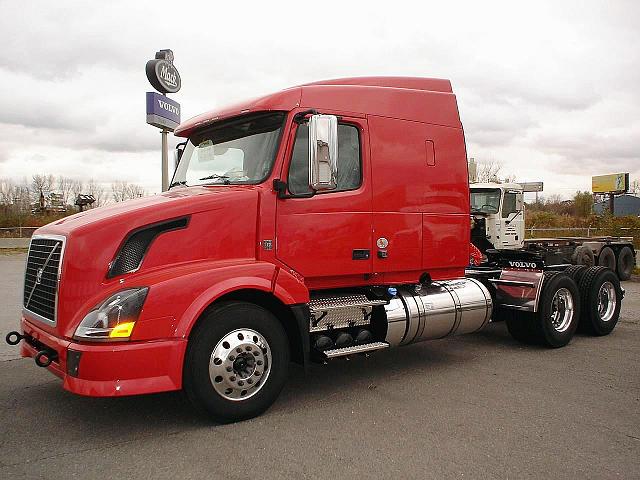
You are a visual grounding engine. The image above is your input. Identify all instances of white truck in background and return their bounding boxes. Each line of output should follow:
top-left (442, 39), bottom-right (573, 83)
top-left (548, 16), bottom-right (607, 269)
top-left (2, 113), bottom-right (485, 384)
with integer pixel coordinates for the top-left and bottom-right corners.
top-left (470, 182), bottom-right (636, 280)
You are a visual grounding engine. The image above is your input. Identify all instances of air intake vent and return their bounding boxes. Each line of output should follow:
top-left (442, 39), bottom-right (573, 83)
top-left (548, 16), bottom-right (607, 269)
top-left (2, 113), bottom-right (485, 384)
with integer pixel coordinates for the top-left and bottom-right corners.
top-left (24, 236), bottom-right (64, 324)
top-left (107, 217), bottom-right (188, 278)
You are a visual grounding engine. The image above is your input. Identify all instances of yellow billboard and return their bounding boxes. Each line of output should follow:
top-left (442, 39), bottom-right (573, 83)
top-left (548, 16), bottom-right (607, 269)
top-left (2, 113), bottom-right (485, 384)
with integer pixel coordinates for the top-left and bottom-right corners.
top-left (592, 173), bottom-right (629, 193)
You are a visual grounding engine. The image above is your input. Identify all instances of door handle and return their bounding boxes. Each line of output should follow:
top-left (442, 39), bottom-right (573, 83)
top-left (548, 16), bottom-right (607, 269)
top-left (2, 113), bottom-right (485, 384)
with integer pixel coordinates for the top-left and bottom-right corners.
top-left (352, 249), bottom-right (370, 260)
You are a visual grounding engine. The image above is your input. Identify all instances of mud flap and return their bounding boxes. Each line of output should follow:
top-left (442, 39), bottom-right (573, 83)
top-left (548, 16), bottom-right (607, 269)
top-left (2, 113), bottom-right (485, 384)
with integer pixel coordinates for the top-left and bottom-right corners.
top-left (489, 269), bottom-right (544, 312)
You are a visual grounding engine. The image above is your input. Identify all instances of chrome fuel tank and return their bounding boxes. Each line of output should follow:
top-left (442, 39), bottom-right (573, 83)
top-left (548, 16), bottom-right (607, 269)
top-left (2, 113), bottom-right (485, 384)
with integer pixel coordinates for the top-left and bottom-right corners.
top-left (384, 278), bottom-right (493, 347)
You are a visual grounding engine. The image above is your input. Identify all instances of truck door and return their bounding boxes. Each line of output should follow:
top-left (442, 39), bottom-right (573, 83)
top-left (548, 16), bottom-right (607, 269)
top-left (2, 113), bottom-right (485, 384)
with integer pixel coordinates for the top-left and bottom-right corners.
top-left (501, 189), bottom-right (525, 249)
top-left (275, 116), bottom-right (372, 288)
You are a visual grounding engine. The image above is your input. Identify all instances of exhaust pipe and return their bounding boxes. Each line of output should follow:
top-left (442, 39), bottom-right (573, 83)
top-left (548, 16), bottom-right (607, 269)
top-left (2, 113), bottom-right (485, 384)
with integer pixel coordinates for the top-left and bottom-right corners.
top-left (5, 331), bottom-right (24, 345)
top-left (34, 349), bottom-right (57, 368)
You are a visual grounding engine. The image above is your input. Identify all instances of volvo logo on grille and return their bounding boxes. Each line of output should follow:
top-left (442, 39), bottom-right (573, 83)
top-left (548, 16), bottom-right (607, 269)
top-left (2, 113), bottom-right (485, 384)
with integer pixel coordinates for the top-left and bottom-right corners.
top-left (35, 267), bottom-right (44, 285)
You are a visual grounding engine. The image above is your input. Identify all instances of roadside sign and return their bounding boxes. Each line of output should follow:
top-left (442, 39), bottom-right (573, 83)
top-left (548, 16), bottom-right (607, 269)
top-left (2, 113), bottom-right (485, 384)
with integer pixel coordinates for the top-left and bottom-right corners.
top-left (145, 49), bottom-right (181, 192)
top-left (520, 182), bottom-right (544, 193)
top-left (592, 173), bottom-right (629, 193)
top-left (145, 49), bottom-right (181, 94)
top-left (146, 92), bottom-right (180, 131)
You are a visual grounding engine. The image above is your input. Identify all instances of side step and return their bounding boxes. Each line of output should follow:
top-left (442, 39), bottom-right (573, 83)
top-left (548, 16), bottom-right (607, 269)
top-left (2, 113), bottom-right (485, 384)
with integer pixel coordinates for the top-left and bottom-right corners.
top-left (322, 341), bottom-right (390, 359)
top-left (309, 294), bottom-right (388, 332)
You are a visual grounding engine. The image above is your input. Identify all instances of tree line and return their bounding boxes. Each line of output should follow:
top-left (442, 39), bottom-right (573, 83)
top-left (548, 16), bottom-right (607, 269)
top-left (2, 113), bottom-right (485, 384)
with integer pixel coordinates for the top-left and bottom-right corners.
top-left (0, 175), bottom-right (147, 217)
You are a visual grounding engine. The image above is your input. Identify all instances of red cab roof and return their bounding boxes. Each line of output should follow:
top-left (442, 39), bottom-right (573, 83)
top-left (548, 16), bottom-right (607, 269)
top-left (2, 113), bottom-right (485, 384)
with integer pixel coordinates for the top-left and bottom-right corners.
top-left (174, 76), bottom-right (459, 137)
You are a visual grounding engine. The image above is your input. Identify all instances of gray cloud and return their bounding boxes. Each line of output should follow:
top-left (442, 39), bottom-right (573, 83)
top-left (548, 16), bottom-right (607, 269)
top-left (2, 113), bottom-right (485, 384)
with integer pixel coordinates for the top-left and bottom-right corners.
top-left (0, 0), bottom-right (638, 197)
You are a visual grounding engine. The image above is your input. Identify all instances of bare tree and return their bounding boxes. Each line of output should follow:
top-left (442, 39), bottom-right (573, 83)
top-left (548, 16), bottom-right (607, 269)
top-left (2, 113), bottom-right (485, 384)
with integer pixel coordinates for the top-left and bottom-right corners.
top-left (111, 181), bottom-right (146, 202)
top-left (86, 179), bottom-right (106, 207)
top-left (70, 179), bottom-right (84, 205)
top-left (0, 178), bottom-right (16, 206)
top-left (14, 183), bottom-right (31, 213)
top-left (127, 184), bottom-right (146, 199)
top-left (473, 158), bottom-right (517, 184)
top-left (57, 176), bottom-right (75, 206)
top-left (31, 174), bottom-right (55, 206)
top-left (475, 159), bottom-right (503, 183)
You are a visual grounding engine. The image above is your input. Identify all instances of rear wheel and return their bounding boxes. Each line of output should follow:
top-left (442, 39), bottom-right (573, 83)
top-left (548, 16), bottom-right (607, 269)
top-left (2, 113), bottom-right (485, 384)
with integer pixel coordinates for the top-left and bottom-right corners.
top-left (597, 246), bottom-right (616, 271)
top-left (183, 302), bottom-right (289, 423)
top-left (531, 272), bottom-right (580, 348)
top-left (578, 266), bottom-right (622, 336)
top-left (616, 246), bottom-right (634, 281)
top-left (505, 310), bottom-right (537, 344)
top-left (572, 245), bottom-right (595, 267)
top-left (564, 265), bottom-right (589, 285)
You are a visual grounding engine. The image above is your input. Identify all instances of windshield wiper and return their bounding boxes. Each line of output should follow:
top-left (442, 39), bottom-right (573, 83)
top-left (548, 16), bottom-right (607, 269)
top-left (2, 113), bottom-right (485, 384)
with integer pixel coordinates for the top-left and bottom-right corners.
top-left (199, 174), bottom-right (230, 184)
top-left (169, 180), bottom-right (187, 188)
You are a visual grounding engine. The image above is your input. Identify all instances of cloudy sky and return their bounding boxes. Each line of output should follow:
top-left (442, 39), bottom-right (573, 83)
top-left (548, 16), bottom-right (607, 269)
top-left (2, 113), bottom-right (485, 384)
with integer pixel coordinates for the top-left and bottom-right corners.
top-left (1, 0), bottom-right (638, 198)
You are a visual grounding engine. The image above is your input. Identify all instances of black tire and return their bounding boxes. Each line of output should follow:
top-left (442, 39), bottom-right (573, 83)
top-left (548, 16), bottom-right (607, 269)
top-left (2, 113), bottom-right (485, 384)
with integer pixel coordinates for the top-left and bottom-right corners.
top-left (564, 265), bottom-right (589, 285)
top-left (578, 266), bottom-right (622, 336)
top-left (183, 302), bottom-right (290, 423)
top-left (616, 246), bottom-right (634, 281)
top-left (597, 246), bottom-right (616, 271)
top-left (572, 245), bottom-right (595, 267)
top-left (491, 306), bottom-right (510, 323)
top-left (531, 272), bottom-right (580, 348)
top-left (505, 310), bottom-right (537, 344)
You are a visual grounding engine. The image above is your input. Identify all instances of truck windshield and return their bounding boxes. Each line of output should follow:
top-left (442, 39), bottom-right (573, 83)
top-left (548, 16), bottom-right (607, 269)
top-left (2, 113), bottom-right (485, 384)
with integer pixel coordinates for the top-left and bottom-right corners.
top-left (171, 112), bottom-right (285, 187)
top-left (470, 188), bottom-right (501, 214)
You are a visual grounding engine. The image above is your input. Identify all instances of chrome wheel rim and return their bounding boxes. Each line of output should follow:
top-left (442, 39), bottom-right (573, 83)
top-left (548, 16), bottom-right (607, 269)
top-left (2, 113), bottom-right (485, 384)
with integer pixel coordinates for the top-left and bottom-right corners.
top-left (597, 282), bottom-right (617, 322)
top-left (209, 329), bottom-right (271, 401)
top-left (550, 287), bottom-right (574, 333)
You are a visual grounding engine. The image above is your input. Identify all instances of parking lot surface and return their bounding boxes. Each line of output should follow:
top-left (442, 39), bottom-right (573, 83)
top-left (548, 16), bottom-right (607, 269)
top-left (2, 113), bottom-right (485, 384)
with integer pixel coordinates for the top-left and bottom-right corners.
top-left (1, 253), bottom-right (639, 479)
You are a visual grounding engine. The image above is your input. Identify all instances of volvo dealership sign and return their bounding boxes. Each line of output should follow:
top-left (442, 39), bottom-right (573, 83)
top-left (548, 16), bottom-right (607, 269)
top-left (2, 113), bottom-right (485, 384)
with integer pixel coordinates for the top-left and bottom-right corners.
top-left (145, 49), bottom-right (181, 94)
top-left (145, 49), bottom-right (181, 192)
top-left (146, 92), bottom-right (180, 130)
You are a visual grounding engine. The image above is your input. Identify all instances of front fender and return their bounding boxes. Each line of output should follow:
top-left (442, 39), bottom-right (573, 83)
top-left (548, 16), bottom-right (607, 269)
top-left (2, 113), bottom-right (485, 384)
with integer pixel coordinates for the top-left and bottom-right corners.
top-left (131, 259), bottom-right (309, 339)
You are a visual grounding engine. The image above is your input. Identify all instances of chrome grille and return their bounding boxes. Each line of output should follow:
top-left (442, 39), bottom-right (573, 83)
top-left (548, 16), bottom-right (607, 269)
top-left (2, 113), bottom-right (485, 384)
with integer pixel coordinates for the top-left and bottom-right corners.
top-left (23, 236), bottom-right (64, 324)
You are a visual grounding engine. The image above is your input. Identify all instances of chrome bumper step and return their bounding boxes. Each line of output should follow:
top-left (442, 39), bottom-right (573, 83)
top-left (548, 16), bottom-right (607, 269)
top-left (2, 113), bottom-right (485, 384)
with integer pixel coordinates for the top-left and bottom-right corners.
top-left (322, 341), bottom-right (390, 359)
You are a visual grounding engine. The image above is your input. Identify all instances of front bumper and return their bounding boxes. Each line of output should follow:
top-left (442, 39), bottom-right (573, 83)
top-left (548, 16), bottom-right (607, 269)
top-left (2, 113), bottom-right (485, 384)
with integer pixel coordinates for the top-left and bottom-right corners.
top-left (20, 318), bottom-right (187, 397)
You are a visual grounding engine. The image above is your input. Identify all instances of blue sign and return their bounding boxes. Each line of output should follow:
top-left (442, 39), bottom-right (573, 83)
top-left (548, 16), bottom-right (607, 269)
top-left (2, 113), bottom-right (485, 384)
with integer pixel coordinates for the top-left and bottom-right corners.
top-left (146, 92), bottom-right (180, 131)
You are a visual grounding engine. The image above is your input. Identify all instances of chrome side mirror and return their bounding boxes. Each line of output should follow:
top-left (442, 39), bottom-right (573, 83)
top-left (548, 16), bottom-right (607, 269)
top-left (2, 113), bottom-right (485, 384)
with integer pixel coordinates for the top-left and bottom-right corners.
top-left (308, 114), bottom-right (338, 191)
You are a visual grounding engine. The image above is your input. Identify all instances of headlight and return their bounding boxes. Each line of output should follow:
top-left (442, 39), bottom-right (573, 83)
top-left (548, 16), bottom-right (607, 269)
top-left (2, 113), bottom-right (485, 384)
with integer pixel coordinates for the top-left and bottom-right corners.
top-left (74, 288), bottom-right (149, 341)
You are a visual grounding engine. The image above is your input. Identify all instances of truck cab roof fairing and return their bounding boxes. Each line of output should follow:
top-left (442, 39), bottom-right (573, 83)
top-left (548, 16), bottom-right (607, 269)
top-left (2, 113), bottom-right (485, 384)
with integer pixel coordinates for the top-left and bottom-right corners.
top-left (174, 76), bottom-right (459, 137)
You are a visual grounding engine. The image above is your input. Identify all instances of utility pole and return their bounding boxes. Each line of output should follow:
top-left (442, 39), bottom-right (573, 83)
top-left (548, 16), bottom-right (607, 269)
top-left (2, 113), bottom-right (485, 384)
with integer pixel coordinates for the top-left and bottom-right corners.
top-left (609, 193), bottom-right (615, 215)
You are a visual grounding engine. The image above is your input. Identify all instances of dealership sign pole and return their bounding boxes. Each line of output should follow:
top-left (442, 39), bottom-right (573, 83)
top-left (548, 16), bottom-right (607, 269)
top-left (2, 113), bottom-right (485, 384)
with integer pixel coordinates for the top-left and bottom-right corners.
top-left (145, 49), bottom-right (181, 192)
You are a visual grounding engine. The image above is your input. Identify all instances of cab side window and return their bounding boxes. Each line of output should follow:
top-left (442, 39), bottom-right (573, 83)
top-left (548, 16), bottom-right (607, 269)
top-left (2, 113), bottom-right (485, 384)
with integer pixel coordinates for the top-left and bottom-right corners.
top-left (288, 123), bottom-right (361, 195)
top-left (502, 192), bottom-right (518, 218)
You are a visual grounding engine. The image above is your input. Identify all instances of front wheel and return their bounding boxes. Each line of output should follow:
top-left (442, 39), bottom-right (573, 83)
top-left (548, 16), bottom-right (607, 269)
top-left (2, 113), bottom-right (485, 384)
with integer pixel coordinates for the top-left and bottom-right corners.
top-left (183, 302), bottom-right (289, 423)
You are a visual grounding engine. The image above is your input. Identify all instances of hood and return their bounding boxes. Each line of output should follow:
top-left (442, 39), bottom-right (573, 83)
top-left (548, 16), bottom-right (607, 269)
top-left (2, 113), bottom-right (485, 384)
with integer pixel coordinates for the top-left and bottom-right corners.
top-left (30, 186), bottom-right (260, 337)
top-left (43, 186), bottom-right (241, 234)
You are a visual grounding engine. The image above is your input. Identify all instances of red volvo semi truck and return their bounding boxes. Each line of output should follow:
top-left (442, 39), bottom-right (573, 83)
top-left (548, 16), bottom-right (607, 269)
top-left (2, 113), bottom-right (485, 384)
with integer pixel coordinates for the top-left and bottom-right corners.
top-left (6, 77), bottom-right (624, 422)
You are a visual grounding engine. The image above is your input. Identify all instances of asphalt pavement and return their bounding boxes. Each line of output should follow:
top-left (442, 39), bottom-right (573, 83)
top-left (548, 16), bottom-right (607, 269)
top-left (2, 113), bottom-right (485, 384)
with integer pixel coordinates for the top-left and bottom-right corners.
top-left (1, 253), bottom-right (639, 479)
